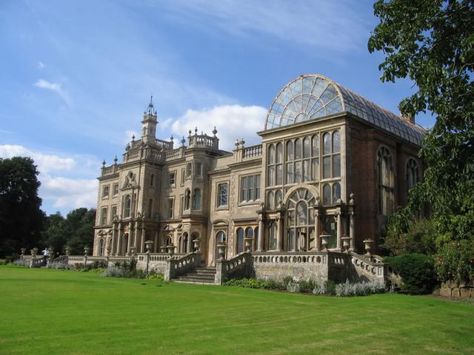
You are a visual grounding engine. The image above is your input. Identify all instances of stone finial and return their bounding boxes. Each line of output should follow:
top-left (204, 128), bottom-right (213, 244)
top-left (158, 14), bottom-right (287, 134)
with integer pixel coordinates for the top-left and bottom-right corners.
top-left (132, 134), bottom-right (135, 141)
top-left (113, 156), bottom-right (118, 165)
top-left (102, 160), bottom-right (106, 167)
top-left (235, 139), bottom-right (240, 148)
top-left (181, 136), bottom-right (186, 146)
top-left (194, 127), bottom-right (198, 135)
top-left (170, 135), bottom-right (174, 142)
top-left (212, 126), bottom-right (217, 136)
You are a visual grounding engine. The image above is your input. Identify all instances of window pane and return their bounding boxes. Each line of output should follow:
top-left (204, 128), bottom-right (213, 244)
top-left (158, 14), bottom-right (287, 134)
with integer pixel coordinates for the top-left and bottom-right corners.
top-left (275, 190), bottom-right (282, 207)
top-left (276, 164), bottom-right (283, 185)
top-left (296, 202), bottom-right (307, 226)
top-left (332, 154), bottom-right (341, 177)
top-left (312, 135), bottom-right (320, 157)
top-left (323, 184), bottom-right (331, 205)
top-left (311, 158), bottom-right (319, 181)
top-left (286, 163), bottom-right (294, 183)
top-left (276, 143), bottom-right (283, 164)
top-left (295, 139), bottom-right (302, 160)
top-left (268, 166), bottom-right (275, 186)
top-left (286, 141), bottom-right (294, 161)
top-left (332, 131), bottom-right (340, 153)
top-left (295, 161), bottom-right (302, 183)
top-left (323, 156), bottom-right (331, 179)
top-left (268, 144), bottom-right (275, 164)
top-left (255, 175), bottom-right (261, 199)
top-left (267, 191), bottom-right (275, 209)
top-left (303, 137), bottom-right (311, 158)
top-left (303, 160), bottom-right (310, 181)
top-left (323, 133), bottom-right (331, 154)
top-left (332, 182), bottom-right (341, 204)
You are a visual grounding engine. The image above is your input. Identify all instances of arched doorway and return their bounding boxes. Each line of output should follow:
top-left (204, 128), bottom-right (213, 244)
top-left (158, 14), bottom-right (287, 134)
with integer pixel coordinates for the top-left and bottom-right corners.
top-left (285, 187), bottom-right (316, 251)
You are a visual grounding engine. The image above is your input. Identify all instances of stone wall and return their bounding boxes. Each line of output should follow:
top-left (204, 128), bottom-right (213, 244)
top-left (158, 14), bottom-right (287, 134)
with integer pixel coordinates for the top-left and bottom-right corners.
top-left (440, 282), bottom-right (474, 299)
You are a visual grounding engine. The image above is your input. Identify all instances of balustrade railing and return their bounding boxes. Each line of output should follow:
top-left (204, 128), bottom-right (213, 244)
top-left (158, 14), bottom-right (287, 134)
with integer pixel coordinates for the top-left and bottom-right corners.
top-left (164, 252), bottom-right (201, 281)
top-left (253, 252), bottom-right (327, 265)
top-left (242, 144), bottom-right (262, 159)
top-left (350, 252), bottom-right (385, 279)
top-left (215, 252), bottom-right (252, 284)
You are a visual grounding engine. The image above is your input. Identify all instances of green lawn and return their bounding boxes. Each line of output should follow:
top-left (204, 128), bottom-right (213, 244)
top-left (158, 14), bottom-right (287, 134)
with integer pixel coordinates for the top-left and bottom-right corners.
top-left (0, 266), bottom-right (473, 354)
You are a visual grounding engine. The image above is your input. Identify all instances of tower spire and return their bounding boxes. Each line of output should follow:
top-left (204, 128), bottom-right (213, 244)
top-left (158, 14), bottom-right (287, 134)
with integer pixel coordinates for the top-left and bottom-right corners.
top-left (142, 96), bottom-right (158, 144)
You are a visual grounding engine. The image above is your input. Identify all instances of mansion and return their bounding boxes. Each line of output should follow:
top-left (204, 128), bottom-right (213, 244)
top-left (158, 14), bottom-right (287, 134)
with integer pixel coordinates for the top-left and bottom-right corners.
top-left (91, 74), bottom-right (425, 283)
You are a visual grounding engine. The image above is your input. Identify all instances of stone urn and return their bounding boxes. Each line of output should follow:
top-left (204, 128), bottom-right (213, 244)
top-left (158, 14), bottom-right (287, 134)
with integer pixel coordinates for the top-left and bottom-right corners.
top-left (159, 245), bottom-right (167, 253)
top-left (65, 246), bottom-right (70, 256)
top-left (129, 247), bottom-right (137, 257)
top-left (144, 240), bottom-right (154, 253)
top-left (31, 248), bottom-right (38, 257)
top-left (341, 236), bottom-right (351, 253)
top-left (193, 238), bottom-right (200, 252)
top-left (363, 239), bottom-right (374, 256)
top-left (167, 244), bottom-right (176, 256)
top-left (84, 246), bottom-right (90, 256)
top-left (217, 243), bottom-right (227, 260)
top-left (244, 237), bottom-right (253, 252)
top-left (320, 234), bottom-right (331, 251)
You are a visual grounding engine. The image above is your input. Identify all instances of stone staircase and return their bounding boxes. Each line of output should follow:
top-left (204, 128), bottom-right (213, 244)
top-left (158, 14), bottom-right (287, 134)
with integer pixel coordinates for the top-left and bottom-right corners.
top-left (175, 266), bottom-right (217, 284)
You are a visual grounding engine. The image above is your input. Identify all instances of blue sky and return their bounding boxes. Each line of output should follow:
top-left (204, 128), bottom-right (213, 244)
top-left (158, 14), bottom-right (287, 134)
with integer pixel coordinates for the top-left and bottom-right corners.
top-left (0, 0), bottom-right (434, 215)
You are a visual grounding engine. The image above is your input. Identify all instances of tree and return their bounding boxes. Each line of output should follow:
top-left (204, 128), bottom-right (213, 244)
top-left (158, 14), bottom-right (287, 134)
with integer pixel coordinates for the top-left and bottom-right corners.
top-left (368, 0), bottom-right (473, 283)
top-left (0, 157), bottom-right (44, 257)
top-left (41, 212), bottom-right (67, 254)
top-left (64, 208), bottom-right (96, 255)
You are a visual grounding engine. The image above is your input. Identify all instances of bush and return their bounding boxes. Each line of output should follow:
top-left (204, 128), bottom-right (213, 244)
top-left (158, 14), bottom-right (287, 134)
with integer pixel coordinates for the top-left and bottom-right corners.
top-left (335, 280), bottom-right (385, 297)
top-left (312, 282), bottom-right (327, 295)
top-left (47, 261), bottom-right (72, 270)
top-left (13, 259), bottom-right (29, 267)
top-left (385, 253), bottom-right (437, 294)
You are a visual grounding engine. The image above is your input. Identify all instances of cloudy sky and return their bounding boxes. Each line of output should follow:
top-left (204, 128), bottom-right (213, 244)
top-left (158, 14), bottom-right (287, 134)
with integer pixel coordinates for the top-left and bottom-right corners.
top-left (0, 0), bottom-right (434, 215)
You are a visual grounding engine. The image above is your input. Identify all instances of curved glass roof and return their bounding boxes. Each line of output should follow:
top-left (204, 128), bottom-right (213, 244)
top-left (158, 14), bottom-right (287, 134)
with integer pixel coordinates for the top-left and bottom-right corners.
top-left (265, 74), bottom-right (425, 145)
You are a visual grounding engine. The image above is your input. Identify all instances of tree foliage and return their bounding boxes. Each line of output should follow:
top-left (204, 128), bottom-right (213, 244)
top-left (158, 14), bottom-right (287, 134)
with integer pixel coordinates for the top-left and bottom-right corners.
top-left (0, 157), bottom-right (44, 257)
top-left (369, 0), bottom-right (474, 283)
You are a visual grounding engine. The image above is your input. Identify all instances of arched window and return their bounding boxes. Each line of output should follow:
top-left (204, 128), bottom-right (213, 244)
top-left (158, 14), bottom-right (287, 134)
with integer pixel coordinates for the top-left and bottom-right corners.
top-left (324, 216), bottom-right (337, 249)
top-left (236, 228), bottom-right (244, 254)
top-left (332, 182), bottom-right (341, 204)
top-left (182, 233), bottom-right (188, 253)
top-left (276, 143), bottom-right (283, 185)
top-left (322, 130), bottom-right (341, 178)
top-left (184, 189), bottom-right (191, 210)
top-left (254, 226), bottom-right (259, 251)
top-left (377, 146), bottom-right (394, 216)
top-left (245, 227), bottom-right (254, 252)
top-left (323, 184), bottom-right (331, 205)
top-left (192, 189), bottom-right (201, 210)
top-left (406, 158), bottom-right (419, 192)
top-left (123, 195), bottom-right (131, 218)
top-left (216, 231), bottom-right (226, 244)
top-left (268, 144), bottom-right (275, 164)
top-left (323, 133), bottom-right (331, 155)
top-left (268, 221), bottom-right (277, 250)
top-left (295, 138), bottom-right (302, 160)
top-left (276, 143), bottom-right (283, 164)
top-left (286, 188), bottom-right (316, 251)
top-left (286, 140), bottom-right (294, 161)
top-left (275, 190), bottom-right (283, 209)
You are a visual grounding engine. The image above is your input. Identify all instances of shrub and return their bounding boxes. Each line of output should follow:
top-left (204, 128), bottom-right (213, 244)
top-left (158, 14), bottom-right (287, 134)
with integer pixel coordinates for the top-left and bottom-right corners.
top-left (385, 253), bottom-right (437, 294)
top-left (298, 280), bottom-right (316, 293)
top-left (335, 280), bottom-right (385, 297)
top-left (103, 265), bottom-right (126, 278)
top-left (312, 282), bottom-right (327, 295)
top-left (13, 259), bottom-right (29, 267)
top-left (47, 261), bottom-right (72, 270)
top-left (286, 280), bottom-right (300, 293)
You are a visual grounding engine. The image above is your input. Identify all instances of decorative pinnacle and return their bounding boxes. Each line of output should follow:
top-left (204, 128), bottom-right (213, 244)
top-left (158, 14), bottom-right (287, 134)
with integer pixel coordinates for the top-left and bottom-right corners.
top-left (102, 160), bottom-right (106, 167)
top-left (113, 156), bottom-right (118, 164)
top-left (181, 136), bottom-right (186, 146)
top-left (212, 126), bottom-right (217, 136)
top-left (132, 134), bottom-right (135, 141)
top-left (170, 135), bottom-right (174, 142)
top-left (194, 127), bottom-right (198, 135)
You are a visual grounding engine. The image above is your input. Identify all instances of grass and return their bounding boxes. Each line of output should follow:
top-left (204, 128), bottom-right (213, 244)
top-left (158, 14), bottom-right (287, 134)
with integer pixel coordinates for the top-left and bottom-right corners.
top-left (0, 266), bottom-right (473, 354)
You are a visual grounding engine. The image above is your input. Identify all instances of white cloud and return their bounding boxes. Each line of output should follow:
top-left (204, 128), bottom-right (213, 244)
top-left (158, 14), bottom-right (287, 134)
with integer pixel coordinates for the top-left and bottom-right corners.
top-left (34, 79), bottom-right (71, 105)
top-left (0, 144), bottom-right (75, 173)
top-left (37, 61), bottom-right (46, 69)
top-left (164, 0), bottom-right (368, 53)
top-left (163, 105), bottom-right (267, 151)
top-left (0, 144), bottom-right (99, 214)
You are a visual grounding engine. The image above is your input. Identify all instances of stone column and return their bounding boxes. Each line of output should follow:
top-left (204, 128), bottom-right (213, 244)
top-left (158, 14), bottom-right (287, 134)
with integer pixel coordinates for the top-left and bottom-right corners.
top-left (314, 208), bottom-right (320, 251)
top-left (336, 209), bottom-right (342, 251)
top-left (117, 231), bottom-right (122, 256)
top-left (349, 193), bottom-right (355, 251)
top-left (127, 228), bottom-right (132, 256)
top-left (110, 227), bottom-right (116, 256)
top-left (257, 217), bottom-right (264, 252)
top-left (186, 233), bottom-right (192, 253)
top-left (276, 216), bottom-right (283, 252)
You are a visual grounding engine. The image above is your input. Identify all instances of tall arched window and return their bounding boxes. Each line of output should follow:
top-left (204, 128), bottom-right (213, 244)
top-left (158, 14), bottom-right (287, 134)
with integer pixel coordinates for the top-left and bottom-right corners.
top-left (192, 189), bottom-right (201, 210)
top-left (311, 134), bottom-right (320, 181)
top-left (276, 143), bottom-right (283, 185)
top-left (322, 130), bottom-right (341, 178)
top-left (275, 190), bottom-right (283, 208)
top-left (216, 231), bottom-right (226, 243)
top-left (236, 228), bottom-right (244, 254)
top-left (406, 158), bottom-right (419, 192)
top-left (245, 227), bottom-right (254, 252)
top-left (323, 184), bottom-right (331, 205)
top-left (332, 182), bottom-right (341, 204)
top-left (268, 221), bottom-right (277, 250)
top-left (377, 146), bottom-right (394, 216)
top-left (286, 188), bottom-right (315, 251)
top-left (267, 190), bottom-right (275, 209)
top-left (267, 144), bottom-right (276, 186)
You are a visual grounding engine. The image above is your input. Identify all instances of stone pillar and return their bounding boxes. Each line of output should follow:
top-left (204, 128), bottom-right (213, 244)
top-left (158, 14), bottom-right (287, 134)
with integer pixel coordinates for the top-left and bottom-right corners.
top-left (257, 217), bottom-right (264, 252)
top-left (336, 209), bottom-right (342, 251)
top-left (117, 231), bottom-right (122, 256)
top-left (314, 208), bottom-right (320, 251)
top-left (349, 193), bottom-right (355, 251)
top-left (187, 234), bottom-right (192, 253)
top-left (276, 216), bottom-right (282, 252)
top-left (127, 228), bottom-right (132, 256)
top-left (110, 227), bottom-right (116, 256)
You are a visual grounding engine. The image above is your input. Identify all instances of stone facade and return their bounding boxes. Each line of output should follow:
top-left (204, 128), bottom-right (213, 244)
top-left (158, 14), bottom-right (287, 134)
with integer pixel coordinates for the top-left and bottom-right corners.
top-left (93, 74), bottom-right (425, 280)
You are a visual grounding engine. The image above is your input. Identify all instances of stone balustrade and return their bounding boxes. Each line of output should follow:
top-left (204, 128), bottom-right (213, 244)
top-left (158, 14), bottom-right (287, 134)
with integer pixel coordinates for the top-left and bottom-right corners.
top-left (215, 252), bottom-right (252, 284)
top-left (165, 148), bottom-right (184, 160)
top-left (164, 252), bottom-right (201, 281)
top-left (242, 144), bottom-right (262, 159)
top-left (350, 252), bottom-right (385, 281)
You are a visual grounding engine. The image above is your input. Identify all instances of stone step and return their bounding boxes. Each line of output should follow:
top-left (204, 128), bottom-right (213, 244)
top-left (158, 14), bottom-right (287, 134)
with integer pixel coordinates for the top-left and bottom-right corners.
top-left (176, 276), bottom-right (216, 283)
top-left (177, 274), bottom-right (216, 281)
top-left (191, 270), bottom-right (216, 275)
